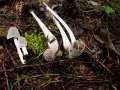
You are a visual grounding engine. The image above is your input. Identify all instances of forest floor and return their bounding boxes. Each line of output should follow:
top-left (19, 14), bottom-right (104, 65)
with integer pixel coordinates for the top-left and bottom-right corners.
top-left (0, 0), bottom-right (120, 90)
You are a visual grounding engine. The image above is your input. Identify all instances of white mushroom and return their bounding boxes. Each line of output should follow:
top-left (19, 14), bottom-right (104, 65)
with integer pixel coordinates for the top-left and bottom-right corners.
top-left (43, 2), bottom-right (76, 44)
top-left (52, 17), bottom-right (71, 50)
top-left (7, 26), bottom-right (25, 64)
top-left (7, 27), bottom-right (20, 39)
top-left (30, 11), bottom-right (59, 61)
top-left (17, 36), bottom-right (28, 55)
top-left (43, 2), bottom-right (85, 58)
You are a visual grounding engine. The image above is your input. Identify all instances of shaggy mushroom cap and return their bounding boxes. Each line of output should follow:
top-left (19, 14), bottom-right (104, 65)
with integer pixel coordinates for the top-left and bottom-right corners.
top-left (43, 48), bottom-right (57, 62)
top-left (7, 26), bottom-right (20, 39)
top-left (18, 36), bottom-right (27, 48)
top-left (68, 39), bottom-right (85, 58)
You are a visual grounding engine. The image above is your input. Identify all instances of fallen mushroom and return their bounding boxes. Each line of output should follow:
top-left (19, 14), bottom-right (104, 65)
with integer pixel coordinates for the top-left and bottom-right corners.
top-left (7, 26), bottom-right (25, 64)
top-left (52, 17), bottom-right (71, 50)
top-left (43, 2), bottom-right (76, 44)
top-left (43, 2), bottom-right (85, 58)
top-left (30, 11), bottom-right (59, 61)
top-left (17, 36), bottom-right (28, 55)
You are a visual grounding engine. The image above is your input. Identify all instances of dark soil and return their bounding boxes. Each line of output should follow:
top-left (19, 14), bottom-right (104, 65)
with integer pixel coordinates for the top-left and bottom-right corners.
top-left (0, 0), bottom-right (120, 90)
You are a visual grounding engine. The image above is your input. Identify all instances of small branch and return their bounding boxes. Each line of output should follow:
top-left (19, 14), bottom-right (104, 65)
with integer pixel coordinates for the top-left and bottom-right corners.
top-left (2, 61), bottom-right (10, 90)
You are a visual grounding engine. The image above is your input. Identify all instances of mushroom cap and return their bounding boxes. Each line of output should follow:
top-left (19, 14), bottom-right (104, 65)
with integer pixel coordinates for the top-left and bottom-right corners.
top-left (17, 36), bottom-right (27, 48)
top-left (68, 39), bottom-right (85, 58)
top-left (7, 26), bottom-right (20, 39)
top-left (43, 48), bottom-right (56, 62)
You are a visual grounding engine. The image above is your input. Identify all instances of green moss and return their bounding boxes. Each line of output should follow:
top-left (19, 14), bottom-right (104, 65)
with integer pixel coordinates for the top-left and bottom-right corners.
top-left (25, 33), bottom-right (46, 56)
top-left (101, 0), bottom-right (120, 15)
top-left (102, 5), bottom-right (115, 15)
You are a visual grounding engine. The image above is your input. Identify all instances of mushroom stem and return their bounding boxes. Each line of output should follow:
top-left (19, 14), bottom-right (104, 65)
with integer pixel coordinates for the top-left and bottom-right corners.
top-left (52, 16), bottom-right (71, 50)
top-left (14, 39), bottom-right (25, 64)
top-left (30, 11), bottom-right (55, 43)
top-left (21, 47), bottom-right (28, 55)
top-left (30, 10), bottom-right (59, 50)
top-left (43, 2), bottom-right (76, 44)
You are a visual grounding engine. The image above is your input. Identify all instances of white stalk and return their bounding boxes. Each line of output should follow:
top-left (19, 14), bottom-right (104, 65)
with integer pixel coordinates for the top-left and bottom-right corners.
top-left (21, 47), bottom-right (28, 55)
top-left (43, 2), bottom-right (76, 44)
top-left (52, 16), bottom-right (71, 50)
top-left (30, 11), bottom-right (55, 41)
top-left (14, 39), bottom-right (25, 64)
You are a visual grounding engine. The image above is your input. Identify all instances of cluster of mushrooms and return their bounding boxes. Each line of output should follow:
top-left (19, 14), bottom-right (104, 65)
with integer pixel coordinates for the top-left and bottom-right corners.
top-left (7, 27), bottom-right (28, 64)
top-left (7, 2), bottom-right (85, 64)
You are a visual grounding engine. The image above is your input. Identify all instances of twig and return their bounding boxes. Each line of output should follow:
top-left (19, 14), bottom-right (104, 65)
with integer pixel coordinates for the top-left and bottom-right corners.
top-left (85, 46), bottom-right (112, 74)
top-left (2, 61), bottom-right (10, 90)
top-left (0, 69), bottom-right (13, 72)
top-left (74, 80), bottom-right (110, 84)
